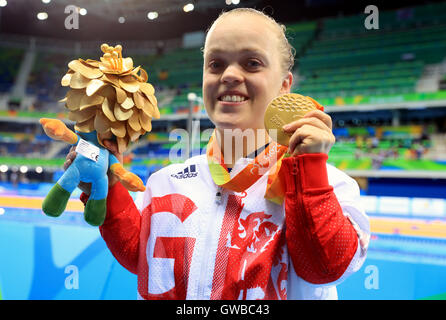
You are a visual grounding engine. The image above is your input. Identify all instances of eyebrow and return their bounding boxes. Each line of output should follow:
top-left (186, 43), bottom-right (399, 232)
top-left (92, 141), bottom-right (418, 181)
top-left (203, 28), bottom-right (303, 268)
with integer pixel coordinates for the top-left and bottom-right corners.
top-left (204, 47), bottom-right (269, 62)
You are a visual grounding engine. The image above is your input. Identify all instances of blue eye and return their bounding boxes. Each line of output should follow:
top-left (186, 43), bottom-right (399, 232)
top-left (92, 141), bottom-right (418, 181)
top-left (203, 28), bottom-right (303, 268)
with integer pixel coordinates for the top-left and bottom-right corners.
top-left (246, 59), bottom-right (262, 69)
top-left (208, 60), bottom-right (222, 70)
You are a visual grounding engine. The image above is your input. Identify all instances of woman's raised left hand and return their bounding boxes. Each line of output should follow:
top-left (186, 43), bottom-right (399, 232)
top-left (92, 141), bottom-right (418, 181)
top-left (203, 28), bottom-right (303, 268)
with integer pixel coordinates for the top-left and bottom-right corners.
top-left (282, 109), bottom-right (335, 156)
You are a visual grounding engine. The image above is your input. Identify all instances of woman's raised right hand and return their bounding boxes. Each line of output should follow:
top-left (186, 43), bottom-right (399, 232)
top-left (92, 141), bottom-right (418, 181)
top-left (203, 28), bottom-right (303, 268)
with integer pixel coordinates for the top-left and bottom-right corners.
top-left (64, 146), bottom-right (92, 195)
top-left (63, 139), bottom-right (124, 194)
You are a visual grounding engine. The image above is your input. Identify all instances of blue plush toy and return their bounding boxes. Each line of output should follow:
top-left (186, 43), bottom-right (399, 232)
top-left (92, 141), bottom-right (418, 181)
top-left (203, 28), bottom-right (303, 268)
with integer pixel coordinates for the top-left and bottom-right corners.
top-left (39, 43), bottom-right (159, 226)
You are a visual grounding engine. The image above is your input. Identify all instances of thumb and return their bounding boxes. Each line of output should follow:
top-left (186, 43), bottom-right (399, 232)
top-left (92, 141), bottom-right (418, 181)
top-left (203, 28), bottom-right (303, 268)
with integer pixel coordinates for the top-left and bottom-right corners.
top-left (103, 139), bottom-right (123, 163)
top-left (103, 139), bottom-right (119, 154)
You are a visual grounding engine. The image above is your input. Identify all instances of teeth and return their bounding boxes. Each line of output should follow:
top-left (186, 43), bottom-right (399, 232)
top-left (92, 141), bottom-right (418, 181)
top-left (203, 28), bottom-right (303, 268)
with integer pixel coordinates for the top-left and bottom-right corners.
top-left (221, 95), bottom-right (246, 102)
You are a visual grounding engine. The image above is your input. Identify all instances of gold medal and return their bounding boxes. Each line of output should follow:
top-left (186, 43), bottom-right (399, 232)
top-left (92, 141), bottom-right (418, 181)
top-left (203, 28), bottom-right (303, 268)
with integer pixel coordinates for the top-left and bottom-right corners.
top-left (264, 93), bottom-right (322, 146)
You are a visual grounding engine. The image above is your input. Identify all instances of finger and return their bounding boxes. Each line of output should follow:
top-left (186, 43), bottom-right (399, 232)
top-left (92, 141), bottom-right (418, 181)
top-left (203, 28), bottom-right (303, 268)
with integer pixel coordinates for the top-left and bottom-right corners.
top-left (283, 115), bottom-right (331, 133)
top-left (78, 182), bottom-right (92, 195)
top-left (288, 125), bottom-right (335, 155)
top-left (103, 139), bottom-right (119, 154)
top-left (303, 110), bottom-right (332, 129)
top-left (290, 133), bottom-right (335, 155)
top-left (65, 150), bottom-right (77, 161)
top-left (107, 170), bottom-right (120, 188)
top-left (63, 158), bottom-right (72, 171)
top-left (288, 127), bottom-right (308, 155)
top-left (103, 139), bottom-right (124, 164)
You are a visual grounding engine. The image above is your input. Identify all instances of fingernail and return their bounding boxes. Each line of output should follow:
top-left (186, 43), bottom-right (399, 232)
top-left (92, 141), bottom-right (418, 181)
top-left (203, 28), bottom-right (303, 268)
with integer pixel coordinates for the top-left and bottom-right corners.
top-left (282, 124), bottom-right (291, 131)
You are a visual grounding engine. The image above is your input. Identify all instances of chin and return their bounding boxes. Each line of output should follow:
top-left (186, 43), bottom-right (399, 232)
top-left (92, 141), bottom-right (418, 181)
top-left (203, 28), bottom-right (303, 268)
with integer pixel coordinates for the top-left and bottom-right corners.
top-left (215, 121), bottom-right (243, 131)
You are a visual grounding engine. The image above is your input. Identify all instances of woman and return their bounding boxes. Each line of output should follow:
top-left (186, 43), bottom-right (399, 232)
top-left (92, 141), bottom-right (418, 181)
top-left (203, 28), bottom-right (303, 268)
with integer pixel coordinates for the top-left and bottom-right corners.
top-left (68, 8), bottom-right (369, 300)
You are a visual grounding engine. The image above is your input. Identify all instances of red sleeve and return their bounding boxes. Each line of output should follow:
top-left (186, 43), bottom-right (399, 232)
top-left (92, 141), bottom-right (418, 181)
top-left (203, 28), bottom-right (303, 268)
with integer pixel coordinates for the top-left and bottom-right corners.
top-left (282, 153), bottom-right (358, 284)
top-left (98, 181), bottom-right (142, 274)
top-left (80, 192), bottom-right (90, 205)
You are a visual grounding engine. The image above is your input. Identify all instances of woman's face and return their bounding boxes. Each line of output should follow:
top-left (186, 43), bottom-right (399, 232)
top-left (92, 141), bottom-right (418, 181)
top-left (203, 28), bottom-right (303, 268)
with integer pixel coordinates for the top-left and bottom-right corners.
top-left (202, 13), bottom-right (292, 132)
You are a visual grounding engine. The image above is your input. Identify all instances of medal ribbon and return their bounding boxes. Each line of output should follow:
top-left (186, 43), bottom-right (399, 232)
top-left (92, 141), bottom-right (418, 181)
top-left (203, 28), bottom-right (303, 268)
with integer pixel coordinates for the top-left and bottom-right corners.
top-left (206, 130), bottom-right (288, 201)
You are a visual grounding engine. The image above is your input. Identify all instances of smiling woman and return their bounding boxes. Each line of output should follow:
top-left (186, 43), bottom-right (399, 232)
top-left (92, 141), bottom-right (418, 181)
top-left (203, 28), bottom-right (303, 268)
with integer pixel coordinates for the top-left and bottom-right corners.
top-left (203, 9), bottom-right (294, 131)
top-left (65, 7), bottom-right (369, 300)
top-left (202, 9), bottom-right (295, 164)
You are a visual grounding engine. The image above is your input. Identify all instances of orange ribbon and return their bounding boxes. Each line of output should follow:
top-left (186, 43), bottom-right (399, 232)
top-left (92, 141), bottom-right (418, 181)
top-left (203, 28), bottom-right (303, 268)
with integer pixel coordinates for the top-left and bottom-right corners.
top-left (206, 130), bottom-right (288, 204)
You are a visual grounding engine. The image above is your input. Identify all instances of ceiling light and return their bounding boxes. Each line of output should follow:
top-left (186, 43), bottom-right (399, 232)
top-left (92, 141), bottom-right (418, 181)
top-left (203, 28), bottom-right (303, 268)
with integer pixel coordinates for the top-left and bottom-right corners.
top-left (0, 0), bottom-right (7, 8)
top-left (183, 3), bottom-right (194, 12)
top-left (187, 92), bottom-right (197, 101)
top-left (42, 0), bottom-right (51, 4)
top-left (79, 8), bottom-right (87, 15)
top-left (0, 165), bottom-right (8, 173)
top-left (147, 11), bottom-right (158, 20)
top-left (118, 16), bottom-right (125, 23)
top-left (19, 166), bottom-right (28, 174)
top-left (35, 166), bottom-right (43, 174)
top-left (232, 0), bottom-right (240, 4)
top-left (37, 12), bottom-right (48, 20)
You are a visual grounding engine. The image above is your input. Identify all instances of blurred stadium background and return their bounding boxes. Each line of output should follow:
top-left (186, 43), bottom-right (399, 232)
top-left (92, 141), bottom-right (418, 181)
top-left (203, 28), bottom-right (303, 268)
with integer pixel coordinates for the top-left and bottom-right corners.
top-left (0, 0), bottom-right (446, 300)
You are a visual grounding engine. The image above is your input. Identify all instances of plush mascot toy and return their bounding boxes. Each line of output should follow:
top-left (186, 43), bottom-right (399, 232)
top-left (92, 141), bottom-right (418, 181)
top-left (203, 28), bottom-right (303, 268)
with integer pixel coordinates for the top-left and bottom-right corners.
top-left (40, 43), bottom-right (160, 226)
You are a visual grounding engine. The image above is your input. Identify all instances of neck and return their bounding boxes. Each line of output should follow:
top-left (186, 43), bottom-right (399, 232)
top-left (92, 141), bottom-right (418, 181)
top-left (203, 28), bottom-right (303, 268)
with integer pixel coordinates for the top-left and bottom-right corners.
top-left (215, 127), bottom-right (271, 168)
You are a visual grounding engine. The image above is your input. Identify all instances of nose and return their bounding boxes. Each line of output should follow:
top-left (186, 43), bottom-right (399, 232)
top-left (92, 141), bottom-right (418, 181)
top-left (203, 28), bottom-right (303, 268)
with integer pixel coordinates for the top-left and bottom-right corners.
top-left (221, 64), bottom-right (243, 85)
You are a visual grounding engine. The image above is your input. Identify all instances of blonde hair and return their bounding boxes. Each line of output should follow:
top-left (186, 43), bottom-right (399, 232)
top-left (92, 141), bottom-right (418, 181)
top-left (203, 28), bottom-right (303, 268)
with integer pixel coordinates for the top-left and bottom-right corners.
top-left (204, 7), bottom-right (296, 76)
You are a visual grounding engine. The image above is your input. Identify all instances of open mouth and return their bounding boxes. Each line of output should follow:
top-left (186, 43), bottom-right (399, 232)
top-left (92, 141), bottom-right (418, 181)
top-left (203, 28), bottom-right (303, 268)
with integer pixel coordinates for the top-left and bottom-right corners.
top-left (218, 94), bottom-right (249, 103)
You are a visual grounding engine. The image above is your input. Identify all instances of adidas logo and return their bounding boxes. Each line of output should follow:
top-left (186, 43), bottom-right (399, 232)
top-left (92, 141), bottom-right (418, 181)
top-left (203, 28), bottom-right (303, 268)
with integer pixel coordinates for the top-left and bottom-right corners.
top-left (171, 165), bottom-right (198, 179)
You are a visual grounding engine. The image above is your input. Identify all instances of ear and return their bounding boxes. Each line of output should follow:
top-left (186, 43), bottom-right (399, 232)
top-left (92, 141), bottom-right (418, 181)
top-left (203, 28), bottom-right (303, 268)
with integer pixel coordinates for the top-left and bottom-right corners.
top-left (279, 71), bottom-right (293, 94)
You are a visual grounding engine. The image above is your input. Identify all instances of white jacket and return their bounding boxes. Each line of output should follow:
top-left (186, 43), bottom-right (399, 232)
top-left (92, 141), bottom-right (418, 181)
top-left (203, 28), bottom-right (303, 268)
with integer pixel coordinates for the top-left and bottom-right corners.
top-left (126, 154), bottom-right (370, 300)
